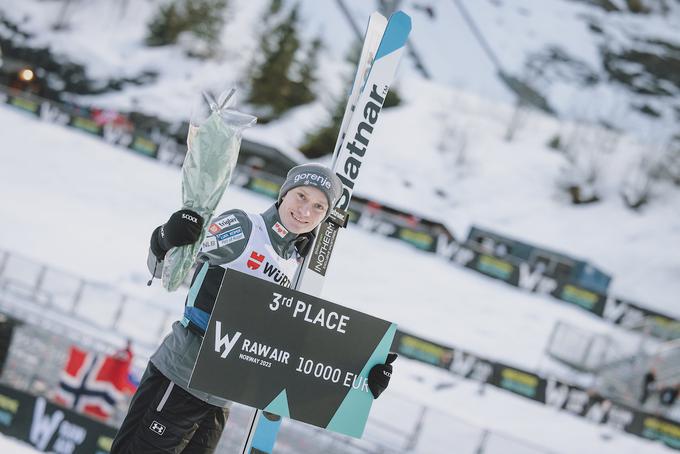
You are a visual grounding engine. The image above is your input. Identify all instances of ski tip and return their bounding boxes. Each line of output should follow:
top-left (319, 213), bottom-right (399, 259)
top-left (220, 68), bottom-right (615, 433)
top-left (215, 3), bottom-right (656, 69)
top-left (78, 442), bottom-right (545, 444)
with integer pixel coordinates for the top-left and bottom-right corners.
top-left (390, 10), bottom-right (412, 27)
top-left (375, 11), bottom-right (412, 61)
top-left (369, 11), bottom-right (388, 24)
top-left (389, 11), bottom-right (412, 32)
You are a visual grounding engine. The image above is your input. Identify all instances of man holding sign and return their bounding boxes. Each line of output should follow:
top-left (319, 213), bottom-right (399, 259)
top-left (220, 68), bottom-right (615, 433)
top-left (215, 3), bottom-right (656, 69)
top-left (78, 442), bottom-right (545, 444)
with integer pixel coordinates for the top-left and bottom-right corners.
top-left (111, 163), bottom-right (396, 453)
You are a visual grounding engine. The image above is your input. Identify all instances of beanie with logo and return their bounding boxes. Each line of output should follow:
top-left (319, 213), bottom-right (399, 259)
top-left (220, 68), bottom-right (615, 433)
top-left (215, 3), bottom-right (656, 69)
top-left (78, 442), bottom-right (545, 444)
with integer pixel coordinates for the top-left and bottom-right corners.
top-left (278, 163), bottom-right (342, 216)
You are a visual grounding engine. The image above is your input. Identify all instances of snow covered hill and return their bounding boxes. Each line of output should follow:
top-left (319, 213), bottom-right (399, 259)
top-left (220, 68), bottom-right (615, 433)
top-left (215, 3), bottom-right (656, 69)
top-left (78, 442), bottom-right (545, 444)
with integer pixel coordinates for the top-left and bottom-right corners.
top-left (1, 0), bottom-right (678, 314)
top-left (0, 103), bottom-right (619, 373)
top-left (0, 102), bottom-right (676, 454)
top-left (3, 0), bottom-right (680, 139)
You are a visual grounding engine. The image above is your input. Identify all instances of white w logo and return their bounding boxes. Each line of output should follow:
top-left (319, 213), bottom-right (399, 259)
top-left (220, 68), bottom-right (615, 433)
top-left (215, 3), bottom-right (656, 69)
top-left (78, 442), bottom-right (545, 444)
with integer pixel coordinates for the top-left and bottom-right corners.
top-left (214, 321), bottom-right (242, 358)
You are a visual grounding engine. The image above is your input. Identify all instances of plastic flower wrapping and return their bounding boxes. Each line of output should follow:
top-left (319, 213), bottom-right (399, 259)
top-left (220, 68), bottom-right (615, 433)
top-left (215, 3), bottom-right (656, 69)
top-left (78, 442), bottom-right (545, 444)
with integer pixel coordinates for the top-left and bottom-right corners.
top-left (162, 89), bottom-right (256, 291)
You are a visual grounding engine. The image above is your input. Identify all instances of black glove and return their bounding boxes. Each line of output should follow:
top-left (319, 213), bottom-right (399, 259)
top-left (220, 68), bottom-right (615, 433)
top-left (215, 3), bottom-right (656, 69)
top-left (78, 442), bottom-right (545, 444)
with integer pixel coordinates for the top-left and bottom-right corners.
top-left (294, 231), bottom-right (316, 257)
top-left (150, 209), bottom-right (204, 259)
top-left (368, 353), bottom-right (397, 399)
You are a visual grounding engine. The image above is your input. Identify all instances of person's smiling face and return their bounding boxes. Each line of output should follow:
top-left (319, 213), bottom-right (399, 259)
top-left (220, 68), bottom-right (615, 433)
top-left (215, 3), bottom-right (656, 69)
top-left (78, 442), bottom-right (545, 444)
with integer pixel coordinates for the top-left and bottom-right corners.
top-left (278, 186), bottom-right (328, 234)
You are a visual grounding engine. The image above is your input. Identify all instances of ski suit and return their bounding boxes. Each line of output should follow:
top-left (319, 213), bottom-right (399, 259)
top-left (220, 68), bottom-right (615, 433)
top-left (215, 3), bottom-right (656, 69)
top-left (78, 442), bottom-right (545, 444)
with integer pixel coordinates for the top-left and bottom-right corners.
top-left (111, 204), bottom-right (304, 453)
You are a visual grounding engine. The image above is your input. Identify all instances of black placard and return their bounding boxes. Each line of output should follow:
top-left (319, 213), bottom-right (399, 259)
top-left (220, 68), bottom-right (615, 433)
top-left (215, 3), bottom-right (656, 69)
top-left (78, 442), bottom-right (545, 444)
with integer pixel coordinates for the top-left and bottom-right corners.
top-left (189, 269), bottom-right (397, 438)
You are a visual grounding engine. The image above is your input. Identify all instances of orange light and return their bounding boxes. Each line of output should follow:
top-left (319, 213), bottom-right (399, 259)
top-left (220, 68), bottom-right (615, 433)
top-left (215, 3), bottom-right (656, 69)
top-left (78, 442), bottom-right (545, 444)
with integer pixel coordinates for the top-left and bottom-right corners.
top-left (19, 68), bottom-right (34, 82)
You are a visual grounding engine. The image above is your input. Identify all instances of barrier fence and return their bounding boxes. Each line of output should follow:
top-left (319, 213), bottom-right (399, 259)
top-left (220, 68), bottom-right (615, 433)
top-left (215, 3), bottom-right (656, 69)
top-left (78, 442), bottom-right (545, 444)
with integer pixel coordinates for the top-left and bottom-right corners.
top-left (392, 330), bottom-right (680, 450)
top-left (0, 307), bottom-right (560, 454)
top-left (1, 248), bottom-right (678, 450)
top-left (231, 167), bottom-right (680, 341)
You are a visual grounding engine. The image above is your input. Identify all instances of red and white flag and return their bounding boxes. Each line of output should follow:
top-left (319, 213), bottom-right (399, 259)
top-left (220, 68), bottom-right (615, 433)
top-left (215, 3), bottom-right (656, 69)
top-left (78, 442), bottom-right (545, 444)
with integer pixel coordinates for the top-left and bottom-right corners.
top-left (52, 345), bottom-right (137, 421)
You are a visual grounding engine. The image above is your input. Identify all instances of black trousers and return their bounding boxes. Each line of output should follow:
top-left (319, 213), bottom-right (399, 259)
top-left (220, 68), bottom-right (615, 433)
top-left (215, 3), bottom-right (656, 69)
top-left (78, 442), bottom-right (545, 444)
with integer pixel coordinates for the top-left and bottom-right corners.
top-left (111, 362), bottom-right (229, 454)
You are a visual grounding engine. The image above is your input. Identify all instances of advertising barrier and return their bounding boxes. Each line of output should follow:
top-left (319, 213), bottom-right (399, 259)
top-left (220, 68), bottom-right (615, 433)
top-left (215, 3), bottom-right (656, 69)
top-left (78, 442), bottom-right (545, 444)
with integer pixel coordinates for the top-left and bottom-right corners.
top-left (391, 330), bottom-right (680, 450)
top-left (190, 270), bottom-right (397, 438)
top-left (433, 233), bottom-right (680, 340)
top-left (0, 383), bottom-right (116, 453)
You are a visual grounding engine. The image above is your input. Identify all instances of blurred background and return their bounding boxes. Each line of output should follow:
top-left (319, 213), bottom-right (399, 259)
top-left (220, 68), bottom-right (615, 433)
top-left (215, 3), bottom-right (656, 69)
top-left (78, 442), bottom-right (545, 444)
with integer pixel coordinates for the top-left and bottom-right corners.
top-left (0, 0), bottom-right (679, 452)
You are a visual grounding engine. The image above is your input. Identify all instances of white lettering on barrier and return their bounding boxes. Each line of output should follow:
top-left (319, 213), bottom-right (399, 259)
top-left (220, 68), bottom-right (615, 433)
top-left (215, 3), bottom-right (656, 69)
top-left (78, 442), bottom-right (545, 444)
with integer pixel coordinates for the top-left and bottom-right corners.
top-left (449, 350), bottom-right (476, 377)
top-left (602, 297), bottom-right (645, 327)
top-left (606, 406), bottom-right (634, 430)
top-left (565, 388), bottom-right (589, 415)
top-left (358, 213), bottom-right (397, 236)
top-left (29, 398), bottom-right (86, 453)
top-left (102, 124), bottom-right (133, 147)
top-left (545, 378), bottom-right (570, 409)
top-left (434, 235), bottom-right (476, 267)
top-left (30, 398), bottom-right (64, 451)
top-left (449, 350), bottom-right (493, 383)
top-left (40, 102), bottom-right (70, 126)
top-left (585, 399), bottom-right (611, 423)
top-left (518, 263), bottom-right (557, 294)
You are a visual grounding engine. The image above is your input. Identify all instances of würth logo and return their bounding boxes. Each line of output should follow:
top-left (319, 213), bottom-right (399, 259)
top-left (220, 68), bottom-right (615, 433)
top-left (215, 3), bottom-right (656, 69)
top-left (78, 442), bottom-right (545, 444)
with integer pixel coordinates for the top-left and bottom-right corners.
top-left (149, 420), bottom-right (166, 435)
top-left (247, 251), bottom-right (265, 270)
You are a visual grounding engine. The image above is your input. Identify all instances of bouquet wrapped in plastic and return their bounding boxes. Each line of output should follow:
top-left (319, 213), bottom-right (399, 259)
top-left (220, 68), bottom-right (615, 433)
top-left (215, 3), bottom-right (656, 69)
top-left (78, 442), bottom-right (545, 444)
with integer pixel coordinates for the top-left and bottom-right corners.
top-left (162, 89), bottom-right (256, 291)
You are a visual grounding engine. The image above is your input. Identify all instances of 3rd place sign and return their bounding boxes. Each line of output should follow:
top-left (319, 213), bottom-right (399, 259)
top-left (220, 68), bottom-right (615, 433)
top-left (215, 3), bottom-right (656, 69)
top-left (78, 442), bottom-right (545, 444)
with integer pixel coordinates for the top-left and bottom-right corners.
top-left (188, 269), bottom-right (397, 438)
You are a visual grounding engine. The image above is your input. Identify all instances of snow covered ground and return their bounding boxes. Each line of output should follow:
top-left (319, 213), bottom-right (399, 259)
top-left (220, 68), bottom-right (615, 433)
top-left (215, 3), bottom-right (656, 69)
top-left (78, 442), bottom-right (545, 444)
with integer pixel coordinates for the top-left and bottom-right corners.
top-left (0, 433), bottom-right (44, 454)
top-left (0, 105), bottom-right (651, 372)
top-left (0, 100), bottom-right (675, 453)
top-left (3, 0), bottom-right (679, 314)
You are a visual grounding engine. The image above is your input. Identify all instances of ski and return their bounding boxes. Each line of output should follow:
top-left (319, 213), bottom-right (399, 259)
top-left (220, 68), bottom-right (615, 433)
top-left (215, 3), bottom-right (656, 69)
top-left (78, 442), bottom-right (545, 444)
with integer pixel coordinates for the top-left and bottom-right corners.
top-left (296, 10), bottom-right (412, 295)
top-left (242, 10), bottom-right (412, 454)
top-left (332, 11), bottom-right (387, 164)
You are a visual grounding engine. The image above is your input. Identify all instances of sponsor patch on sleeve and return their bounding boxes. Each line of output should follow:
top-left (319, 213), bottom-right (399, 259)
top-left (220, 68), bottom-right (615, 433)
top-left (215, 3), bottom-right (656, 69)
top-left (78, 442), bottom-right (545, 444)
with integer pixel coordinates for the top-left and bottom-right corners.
top-left (216, 227), bottom-right (245, 246)
top-left (217, 215), bottom-right (240, 228)
top-left (201, 236), bottom-right (218, 252)
top-left (208, 215), bottom-right (240, 235)
top-left (272, 221), bottom-right (288, 238)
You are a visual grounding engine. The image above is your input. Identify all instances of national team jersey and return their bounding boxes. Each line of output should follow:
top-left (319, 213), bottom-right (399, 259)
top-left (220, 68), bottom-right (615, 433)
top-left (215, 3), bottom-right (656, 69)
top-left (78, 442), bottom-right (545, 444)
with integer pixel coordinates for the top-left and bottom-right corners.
top-left (181, 211), bottom-right (299, 333)
top-left (214, 212), bottom-right (298, 287)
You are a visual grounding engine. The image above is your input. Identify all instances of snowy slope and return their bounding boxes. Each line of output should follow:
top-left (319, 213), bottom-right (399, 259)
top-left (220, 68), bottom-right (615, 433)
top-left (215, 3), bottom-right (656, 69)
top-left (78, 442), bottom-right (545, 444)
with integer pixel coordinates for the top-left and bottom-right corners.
top-left (2, 0), bottom-right (678, 314)
top-left (0, 103), bottom-right (675, 453)
top-left (259, 74), bottom-right (680, 315)
top-left (0, 434), bottom-right (43, 454)
top-left (4, 0), bottom-right (680, 138)
top-left (0, 105), bottom-right (650, 370)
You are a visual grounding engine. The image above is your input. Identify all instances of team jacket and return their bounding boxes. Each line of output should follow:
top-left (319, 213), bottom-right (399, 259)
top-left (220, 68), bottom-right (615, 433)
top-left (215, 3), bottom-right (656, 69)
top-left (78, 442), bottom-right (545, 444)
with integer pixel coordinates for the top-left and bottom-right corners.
top-left (147, 204), bottom-right (303, 407)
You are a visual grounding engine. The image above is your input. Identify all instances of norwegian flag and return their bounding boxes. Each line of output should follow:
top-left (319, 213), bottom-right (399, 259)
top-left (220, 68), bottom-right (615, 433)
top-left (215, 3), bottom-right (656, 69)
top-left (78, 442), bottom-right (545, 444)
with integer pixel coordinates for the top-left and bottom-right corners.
top-left (52, 344), bottom-right (137, 421)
